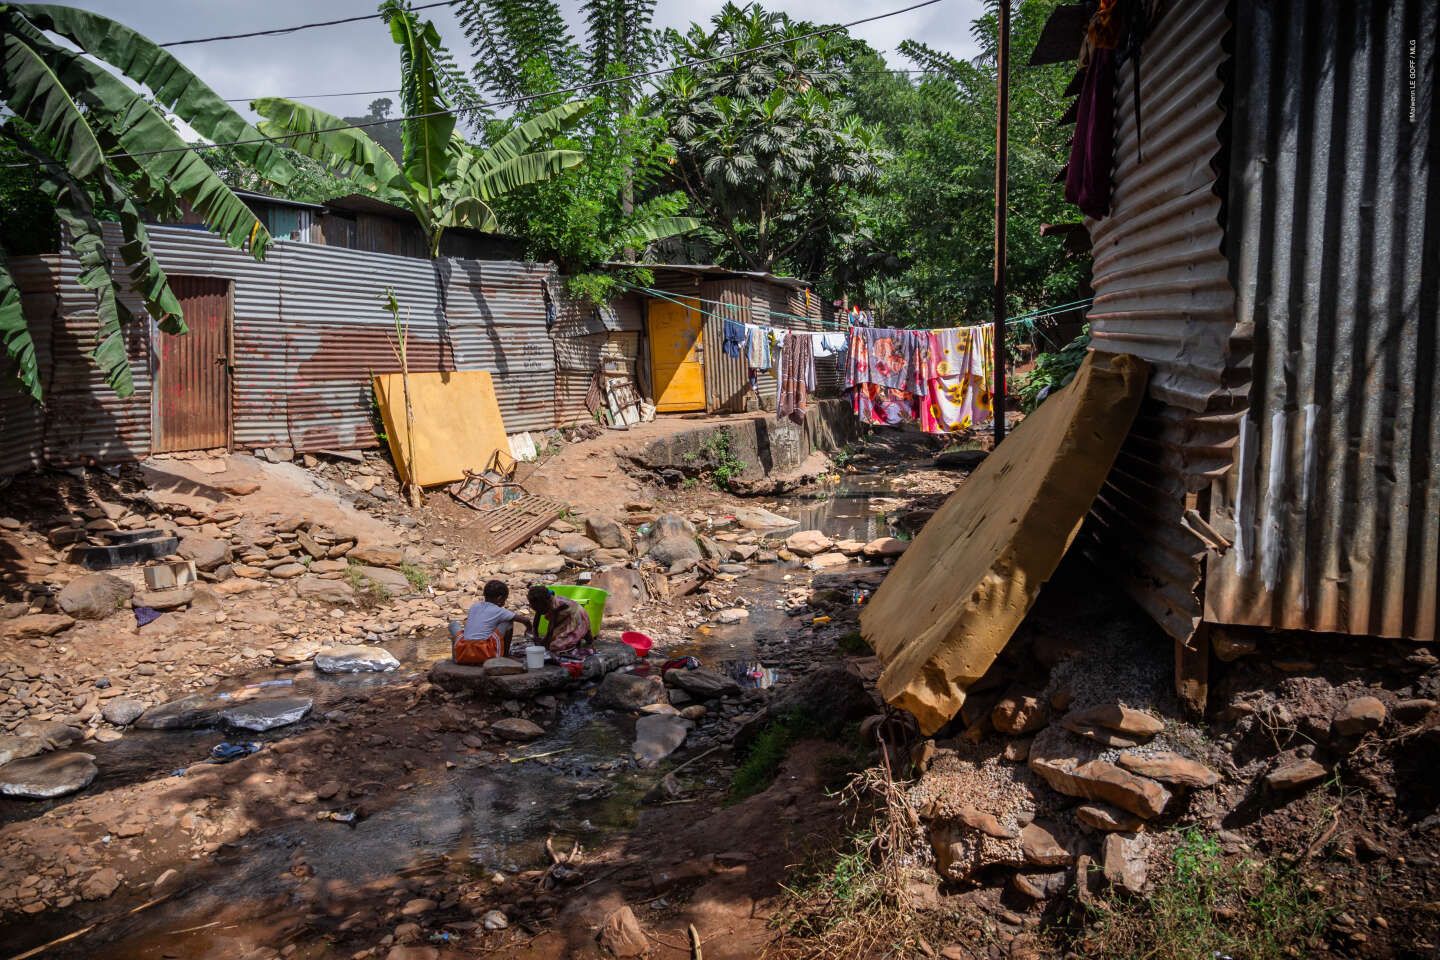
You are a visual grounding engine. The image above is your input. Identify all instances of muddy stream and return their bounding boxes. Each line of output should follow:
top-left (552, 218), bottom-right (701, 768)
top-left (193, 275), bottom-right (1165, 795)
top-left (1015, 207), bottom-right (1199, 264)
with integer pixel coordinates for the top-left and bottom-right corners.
top-left (4, 470), bottom-right (905, 958)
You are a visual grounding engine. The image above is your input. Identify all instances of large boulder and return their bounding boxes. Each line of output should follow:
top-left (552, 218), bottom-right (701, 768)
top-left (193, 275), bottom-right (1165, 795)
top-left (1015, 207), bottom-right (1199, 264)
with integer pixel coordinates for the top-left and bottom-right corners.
top-left (491, 718), bottom-right (545, 741)
top-left (220, 696), bottom-right (313, 731)
top-left (1, 614), bottom-right (74, 638)
top-left (664, 667), bottom-right (740, 700)
top-left (0, 735), bottom-right (45, 766)
top-left (584, 515), bottom-right (633, 551)
top-left (646, 536), bottom-right (702, 568)
top-left (356, 566), bottom-right (411, 595)
top-left (785, 529), bottom-right (833, 557)
top-left (1115, 751), bottom-right (1220, 789)
top-left (178, 535), bottom-right (231, 572)
top-left (589, 567), bottom-right (648, 617)
top-left (314, 644), bottom-right (399, 673)
top-left (767, 665), bottom-right (872, 731)
top-left (57, 573), bottom-right (134, 620)
top-left (100, 698), bottom-right (147, 727)
top-left (16, 720), bottom-right (83, 749)
top-left (134, 693), bottom-right (229, 729)
top-left (556, 534), bottom-right (601, 559)
top-left (732, 506), bottom-right (798, 531)
top-left (593, 671), bottom-right (669, 712)
top-left (0, 751), bottom-right (98, 799)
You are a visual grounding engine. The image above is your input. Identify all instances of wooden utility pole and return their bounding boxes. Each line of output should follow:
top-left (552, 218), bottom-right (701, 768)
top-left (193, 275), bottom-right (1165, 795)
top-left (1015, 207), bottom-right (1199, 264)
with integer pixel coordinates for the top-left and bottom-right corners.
top-left (992, 0), bottom-right (1011, 444)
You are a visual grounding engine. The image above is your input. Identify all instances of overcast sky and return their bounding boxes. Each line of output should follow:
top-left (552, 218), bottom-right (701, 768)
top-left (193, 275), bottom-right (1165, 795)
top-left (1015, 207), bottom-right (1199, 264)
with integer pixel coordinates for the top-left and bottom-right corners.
top-left (62, 0), bottom-right (984, 127)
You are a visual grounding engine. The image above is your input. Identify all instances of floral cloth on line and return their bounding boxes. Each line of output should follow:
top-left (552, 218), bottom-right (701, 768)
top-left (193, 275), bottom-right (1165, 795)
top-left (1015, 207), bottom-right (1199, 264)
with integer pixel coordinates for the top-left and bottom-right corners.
top-left (920, 325), bottom-right (994, 434)
top-left (845, 326), bottom-right (929, 425)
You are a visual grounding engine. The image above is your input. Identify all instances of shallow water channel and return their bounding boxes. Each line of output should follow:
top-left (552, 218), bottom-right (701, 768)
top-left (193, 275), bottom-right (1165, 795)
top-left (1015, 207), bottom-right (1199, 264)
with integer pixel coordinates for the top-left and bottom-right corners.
top-left (8, 469), bottom-right (905, 957)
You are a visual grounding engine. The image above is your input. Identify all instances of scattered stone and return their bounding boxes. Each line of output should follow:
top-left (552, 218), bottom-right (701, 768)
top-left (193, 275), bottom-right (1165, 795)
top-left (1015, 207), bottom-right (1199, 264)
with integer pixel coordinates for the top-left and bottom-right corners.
top-left (400, 898), bottom-right (436, 917)
top-left (1102, 832), bottom-right (1151, 894)
top-left (2, 613), bottom-right (75, 638)
top-left (179, 534), bottom-right (231, 572)
top-left (356, 565), bottom-right (410, 593)
top-left (1333, 696), bottom-right (1387, 737)
top-left (349, 543), bottom-right (403, 567)
top-left (597, 905), bottom-right (649, 958)
top-left (1116, 751), bottom-right (1220, 789)
top-left (633, 714), bottom-right (690, 765)
top-left (712, 607), bottom-right (749, 624)
top-left (1265, 758), bottom-right (1328, 791)
top-left (679, 705), bottom-right (707, 721)
top-left (295, 577), bottom-right (356, 604)
top-left (1395, 698), bottom-right (1437, 722)
top-left (1020, 820), bottom-right (1074, 866)
top-left (992, 689), bottom-right (1048, 735)
top-left (500, 554), bottom-right (568, 575)
top-left (862, 537), bottom-right (908, 559)
top-left (17, 720), bottom-right (82, 749)
top-left (588, 567), bottom-right (648, 617)
top-left (79, 867), bottom-right (121, 900)
top-left (1012, 871), bottom-right (1068, 900)
top-left (594, 671), bottom-right (668, 712)
top-left (386, 947), bottom-right (437, 960)
top-left (134, 585), bottom-right (195, 610)
top-left (313, 645), bottom-right (399, 673)
top-left (220, 696), bottom-right (313, 731)
top-left (0, 751), bottom-right (98, 798)
top-left (483, 657), bottom-right (526, 677)
top-left (1062, 704), bottom-right (1165, 741)
top-left (557, 534), bottom-right (601, 558)
top-left (0, 735), bottom-right (44, 766)
top-left (785, 529), bottom-right (834, 557)
top-left (1075, 803), bottom-right (1146, 832)
top-left (732, 506), bottom-right (797, 530)
top-left (101, 699), bottom-right (147, 727)
top-left (1029, 730), bottom-right (1171, 819)
top-left (57, 573), bottom-right (134, 620)
top-left (952, 805), bottom-right (1017, 839)
top-left (491, 717), bottom-right (545, 741)
top-left (585, 515), bottom-right (633, 551)
top-left (808, 551), bottom-right (850, 569)
top-left (766, 665), bottom-right (872, 732)
top-left (664, 667), bottom-right (741, 700)
top-left (269, 563), bottom-right (308, 580)
top-left (481, 910), bottom-right (508, 931)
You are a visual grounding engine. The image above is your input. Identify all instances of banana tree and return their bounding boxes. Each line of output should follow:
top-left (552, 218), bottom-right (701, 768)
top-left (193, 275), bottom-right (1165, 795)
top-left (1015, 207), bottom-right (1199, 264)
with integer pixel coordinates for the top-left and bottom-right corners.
top-left (0, 3), bottom-right (295, 401)
top-left (254, 0), bottom-right (588, 260)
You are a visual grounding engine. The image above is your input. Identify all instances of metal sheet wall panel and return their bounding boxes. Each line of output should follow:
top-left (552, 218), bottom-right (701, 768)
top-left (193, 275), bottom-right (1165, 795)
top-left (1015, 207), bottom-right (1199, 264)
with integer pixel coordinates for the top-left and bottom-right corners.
top-left (1079, 0), bottom-right (1240, 643)
top-left (445, 258), bottom-right (557, 434)
top-left (0, 257), bottom-right (59, 475)
top-left (152, 276), bottom-right (231, 452)
top-left (1204, 0), bottom-right (1438, 641)
top-left (699, 279), bottom-right (754, 413)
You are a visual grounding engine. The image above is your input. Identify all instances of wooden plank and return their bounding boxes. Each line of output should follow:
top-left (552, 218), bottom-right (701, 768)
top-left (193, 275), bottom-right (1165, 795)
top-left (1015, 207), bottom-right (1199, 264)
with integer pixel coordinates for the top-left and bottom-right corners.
top-left (471, 496), bottom-right (567, 556)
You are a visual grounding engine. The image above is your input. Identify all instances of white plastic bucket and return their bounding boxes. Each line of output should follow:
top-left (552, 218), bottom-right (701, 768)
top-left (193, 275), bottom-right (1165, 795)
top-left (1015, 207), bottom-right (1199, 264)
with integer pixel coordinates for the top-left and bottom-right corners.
top-left (525, 645), bottom-right (546, 670)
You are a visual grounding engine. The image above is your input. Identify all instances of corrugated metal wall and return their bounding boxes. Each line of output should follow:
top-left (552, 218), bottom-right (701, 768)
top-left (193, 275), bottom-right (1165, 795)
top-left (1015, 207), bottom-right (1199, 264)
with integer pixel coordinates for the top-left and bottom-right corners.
top-left (0, 257), bottom-right (60, 473)
top-left (1203, 0), bottom-right (1438, 641)
top-left (552, 288), bottom-right (643, 425)
top-left (1080, 0), bottom-right (1241, 644)
top-left (0, 228), bottom-right (654, 473)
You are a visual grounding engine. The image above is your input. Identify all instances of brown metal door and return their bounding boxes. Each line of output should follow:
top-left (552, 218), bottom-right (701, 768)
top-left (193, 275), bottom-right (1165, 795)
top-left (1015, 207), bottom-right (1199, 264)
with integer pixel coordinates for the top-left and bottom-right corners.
top-left (153, 276), bottom-right (231, 453)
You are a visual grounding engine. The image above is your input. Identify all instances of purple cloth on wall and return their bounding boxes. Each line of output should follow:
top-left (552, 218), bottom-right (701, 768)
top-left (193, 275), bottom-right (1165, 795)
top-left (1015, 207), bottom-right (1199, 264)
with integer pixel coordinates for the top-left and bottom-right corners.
top-left (1065, 48), bottom-right (1116, 220)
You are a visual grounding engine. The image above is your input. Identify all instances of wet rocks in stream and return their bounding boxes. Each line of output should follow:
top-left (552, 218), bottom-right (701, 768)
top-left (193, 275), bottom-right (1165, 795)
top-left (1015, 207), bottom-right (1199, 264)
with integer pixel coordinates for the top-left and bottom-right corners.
top-left (314, 644), bottom-right (400, 673)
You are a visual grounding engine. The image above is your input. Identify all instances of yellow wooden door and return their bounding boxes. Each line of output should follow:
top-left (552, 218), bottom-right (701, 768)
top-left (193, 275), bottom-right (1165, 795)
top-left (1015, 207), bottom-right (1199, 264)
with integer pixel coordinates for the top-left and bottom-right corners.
top-left (648, 297), bottom-right (705, 412)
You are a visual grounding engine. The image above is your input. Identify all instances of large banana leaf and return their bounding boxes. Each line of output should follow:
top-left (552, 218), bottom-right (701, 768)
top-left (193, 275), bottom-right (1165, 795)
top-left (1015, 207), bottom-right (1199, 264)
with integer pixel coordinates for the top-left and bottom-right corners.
top-left (0, 24), bottom-right (104, 179)
top-left (460, 100), bottom-right (590, 188)
top-left (253, 97), bottom-right (406, 199)
top-left (439, 196), bottom-right (499, 234)
top-left (467, 149), bottom-right (584, 200)
top-left (382, 0), bottom-right (456, 203)
top-left (102, 176), bottom-right (186, 336)
top-left (13, 3), bottom-right (297, 186)
top-left (0, 250), bottom-right (39, 401)
top-left (11, 25), bottom-right (274, 260)
top-left (623, 215), bottom-right (703, 244)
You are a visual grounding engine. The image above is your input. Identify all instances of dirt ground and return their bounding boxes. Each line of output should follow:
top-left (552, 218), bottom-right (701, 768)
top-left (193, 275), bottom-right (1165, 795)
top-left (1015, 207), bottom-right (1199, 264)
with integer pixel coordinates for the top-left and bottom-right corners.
top-left (2, 415), bottom-right (1436, 960)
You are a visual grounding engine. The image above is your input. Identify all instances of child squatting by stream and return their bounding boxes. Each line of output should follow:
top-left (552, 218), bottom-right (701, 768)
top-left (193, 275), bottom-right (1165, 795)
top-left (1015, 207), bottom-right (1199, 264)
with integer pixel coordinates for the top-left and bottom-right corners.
top-left (448, 579), bottom-right (531, 664)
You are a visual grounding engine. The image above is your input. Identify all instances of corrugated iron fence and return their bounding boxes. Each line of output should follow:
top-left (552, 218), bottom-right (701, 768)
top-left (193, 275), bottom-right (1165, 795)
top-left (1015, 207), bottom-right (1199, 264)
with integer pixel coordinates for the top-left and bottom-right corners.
top-left (0, 226), bottom-right (648, 472)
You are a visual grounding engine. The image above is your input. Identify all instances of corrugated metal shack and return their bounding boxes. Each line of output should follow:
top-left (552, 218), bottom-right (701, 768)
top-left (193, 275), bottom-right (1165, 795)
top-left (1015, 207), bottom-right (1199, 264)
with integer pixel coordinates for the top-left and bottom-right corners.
top-left (0, 224), bottom-right (644, 472)
top-left (1032, 0), bottom-right (1437, 703)
top-left (618, 263), bottom-right (839, 414)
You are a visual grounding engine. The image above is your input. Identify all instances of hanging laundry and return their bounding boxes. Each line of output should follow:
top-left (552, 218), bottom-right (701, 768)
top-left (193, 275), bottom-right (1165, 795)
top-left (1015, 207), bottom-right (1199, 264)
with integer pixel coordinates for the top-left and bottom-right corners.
top-left (921, 325), bottom-right (994, 434)
top-left (846, 326), bottom-right (929, 426)
top-left (744, 323), bottom-right (773, 371)
top-left (812, 331), bottom-right (849, 358)
top-left (722, 317), bottom-right (747, 358)
top-left (777, 331), bottom-right (816, 424)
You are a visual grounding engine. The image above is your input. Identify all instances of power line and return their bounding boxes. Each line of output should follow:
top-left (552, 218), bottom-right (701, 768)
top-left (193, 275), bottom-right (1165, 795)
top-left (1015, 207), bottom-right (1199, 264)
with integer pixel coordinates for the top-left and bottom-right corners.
top-left (159, 1), bottom-right (455, 47)
top-left (218, 68), bottom-right (958, 105)
top-left (2, 0), bottom-right (947, 169)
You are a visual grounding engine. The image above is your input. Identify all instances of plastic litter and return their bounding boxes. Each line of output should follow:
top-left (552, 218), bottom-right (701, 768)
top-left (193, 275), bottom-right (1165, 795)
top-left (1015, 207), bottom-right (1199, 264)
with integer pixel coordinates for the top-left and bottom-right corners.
top-left (246, 679), bottom-right (294, 689)
top-left (317, 809), bottom-right (358, 824)
top-left (208, 741), bottom-right (263, 763)
top-left (659, 656), bottom-right (701, 674)
top-left (133, 606), bottom-right (161, 627)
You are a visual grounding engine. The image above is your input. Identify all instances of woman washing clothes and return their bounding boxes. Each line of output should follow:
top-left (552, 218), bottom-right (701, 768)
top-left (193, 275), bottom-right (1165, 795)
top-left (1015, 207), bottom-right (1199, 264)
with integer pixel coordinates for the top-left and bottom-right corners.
top-left (526, 585), bottom-right (593, 657)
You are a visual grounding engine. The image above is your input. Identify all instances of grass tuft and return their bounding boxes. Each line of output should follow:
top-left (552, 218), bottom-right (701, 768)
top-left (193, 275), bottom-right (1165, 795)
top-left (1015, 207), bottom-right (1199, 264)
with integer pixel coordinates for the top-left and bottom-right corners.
top-left (1077, 829), bottom-right (1328, 960)
top-left (399, 561), bottom-right (430, 590)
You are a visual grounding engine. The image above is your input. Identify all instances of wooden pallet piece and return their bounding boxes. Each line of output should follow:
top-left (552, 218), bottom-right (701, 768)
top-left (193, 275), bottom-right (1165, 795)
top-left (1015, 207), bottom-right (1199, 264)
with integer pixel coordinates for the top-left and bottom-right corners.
top-left (470, 495), bottom-right (568, 557)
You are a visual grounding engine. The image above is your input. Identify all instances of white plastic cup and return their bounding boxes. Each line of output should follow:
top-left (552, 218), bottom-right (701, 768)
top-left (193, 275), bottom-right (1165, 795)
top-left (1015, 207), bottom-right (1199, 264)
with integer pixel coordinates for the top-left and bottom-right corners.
top-left (525, 645), bottom-right (546, 671)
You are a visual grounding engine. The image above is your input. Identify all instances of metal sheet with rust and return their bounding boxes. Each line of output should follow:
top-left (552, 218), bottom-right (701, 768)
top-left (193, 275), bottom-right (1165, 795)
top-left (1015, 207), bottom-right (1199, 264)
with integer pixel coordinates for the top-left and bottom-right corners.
top-left (153, 276), bottom-right (231, 453)
top-left (470, 496), bottom-right (568, 557)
